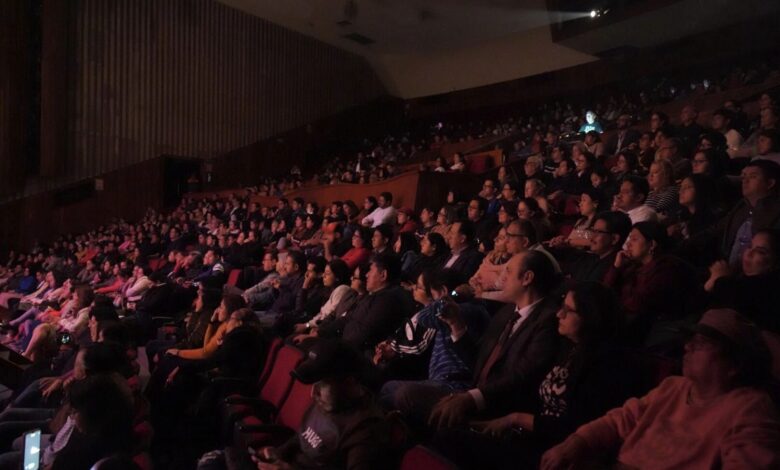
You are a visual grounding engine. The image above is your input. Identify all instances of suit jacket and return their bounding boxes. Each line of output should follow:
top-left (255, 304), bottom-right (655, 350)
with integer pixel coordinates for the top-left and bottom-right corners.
top-left (269, 273), bottom-right (305, 315)
top-left (604, 128), bottom-right (641, 156)
top-left (444, 247), bottom-right (485, 284)
top-left (568, 251), bottom-right (617, 284)
top-left (453, 298), bottom-right (560, 415)
top-left (320, 285), bottom-right (415, 352)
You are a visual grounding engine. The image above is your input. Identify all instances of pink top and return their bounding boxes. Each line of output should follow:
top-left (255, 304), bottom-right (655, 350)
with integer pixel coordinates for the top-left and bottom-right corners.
top-left (470, 255), bottom-right (509, 292)
top-left (576, 376), bottom-right (780, 469)
top-left (340, 247), bottom-right (372, 270)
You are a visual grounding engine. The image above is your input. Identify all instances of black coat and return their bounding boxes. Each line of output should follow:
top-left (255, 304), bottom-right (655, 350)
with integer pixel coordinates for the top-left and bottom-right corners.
top-left (453, 298), bottom-right (560, 416)
top-left (319, 285), bottom-right (416, 352)
top-left (443, 247), bottom-right (485, 284)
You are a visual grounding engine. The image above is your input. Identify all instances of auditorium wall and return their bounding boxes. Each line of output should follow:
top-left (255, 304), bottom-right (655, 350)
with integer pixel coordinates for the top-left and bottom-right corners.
top-left (36, 0), bottom-right (386, 191)
top-left (0, 0), bottom-right (387, 249)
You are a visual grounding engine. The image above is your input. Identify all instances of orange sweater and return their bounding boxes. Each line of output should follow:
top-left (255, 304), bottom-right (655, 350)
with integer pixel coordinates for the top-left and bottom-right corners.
top-left (177, 322), bottom-right (226, 360)
top-left (575, 376), bottom-right (780, 469)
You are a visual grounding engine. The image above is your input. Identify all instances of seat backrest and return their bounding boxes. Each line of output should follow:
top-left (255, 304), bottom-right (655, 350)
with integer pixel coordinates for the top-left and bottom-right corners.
top-left (400, 446), bottom-right (457, 470)
top-left (257, 337), bottom-right (285, 387)
top-left (762, 330), bottom-right (780, 382)
top-left (259, 344), bottom-right (305, 409)
top-left (226, 269), bottom-right (241, 287)
top-left (133, 452), bottom-right (154, 470)
top-left (275, 379), bottom-right (313, 430)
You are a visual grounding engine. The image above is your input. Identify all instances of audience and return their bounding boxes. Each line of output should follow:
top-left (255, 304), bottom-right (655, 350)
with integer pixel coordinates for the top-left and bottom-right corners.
top-left (427, 251), bottom-right (561, 429)
top-left (433, 282), bottom-right (638, 469)
top-left (0, 59), bottom-right (778, 470)
top-left (542, 309), bottom-right (778, 470)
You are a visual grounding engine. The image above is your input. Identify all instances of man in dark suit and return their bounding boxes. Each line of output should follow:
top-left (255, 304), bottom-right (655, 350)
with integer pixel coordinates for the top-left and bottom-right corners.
top-left (318, 253), bottom-right (415, 352)
top-left (568, 211), bottom-right (632, 283)
top-left (604, 114), bottom-right (641, 156)
top-left (467, 197), bottom-right (498, 248)
top-left (428, 250), bottom-right (561, 427)
top-left (256, 250), bottom-right (306, 327)
top-left (442, 220), bottom-right (485, 284)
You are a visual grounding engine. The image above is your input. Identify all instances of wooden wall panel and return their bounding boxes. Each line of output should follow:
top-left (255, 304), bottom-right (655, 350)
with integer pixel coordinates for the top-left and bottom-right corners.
top-left (32, 0), bottom-right (384, 195)
top-left (0, 157), bottom-right (164, 251)
top-left (0, 0), bottom-right (31, 198)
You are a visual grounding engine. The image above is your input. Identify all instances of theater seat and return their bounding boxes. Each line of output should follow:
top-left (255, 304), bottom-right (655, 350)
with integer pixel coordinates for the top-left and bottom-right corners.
top-left (133, 420), bottom-right (154, 452)
top-left (133, 452), bottom-right (153, 470)
top-left (400, 446), bottom-right (457, 470)
top-left (222, 343), bottom-right (303, 442)
top-left (148, 257), bottom-right (163, 272)
top-left (226, 269), bottom-right (241, 287)
top-left (235, 378), bottom-right (313, 448)
top-left (562, 195), bottom-right (581, 217)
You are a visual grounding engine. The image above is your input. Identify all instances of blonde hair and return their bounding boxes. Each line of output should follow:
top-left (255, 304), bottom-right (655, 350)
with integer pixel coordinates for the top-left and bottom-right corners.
top-left (650, 159), bottom-right (675, 188)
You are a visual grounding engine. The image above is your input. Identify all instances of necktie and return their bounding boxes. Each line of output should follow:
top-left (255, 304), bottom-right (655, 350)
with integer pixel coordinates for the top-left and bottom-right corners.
top-left (477, 312), bottom-right (521, 388)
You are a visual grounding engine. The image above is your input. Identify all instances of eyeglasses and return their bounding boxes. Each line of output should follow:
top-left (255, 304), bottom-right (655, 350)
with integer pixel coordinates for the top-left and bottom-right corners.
top-left (692, 159), bottom-right (707, 164)
top-left (506, 231), bottom-right (527, 238)
top-left (586, 228), bottom-right (612, 236)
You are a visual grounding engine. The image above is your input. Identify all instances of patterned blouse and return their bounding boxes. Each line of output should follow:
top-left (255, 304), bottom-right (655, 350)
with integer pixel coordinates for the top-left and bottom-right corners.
top-left (538, 350), bottom-right (575, 418)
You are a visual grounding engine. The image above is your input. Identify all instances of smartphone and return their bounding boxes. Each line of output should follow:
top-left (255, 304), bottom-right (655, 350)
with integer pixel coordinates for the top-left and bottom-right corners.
top-left (23, 429), bottom-right (41, 470)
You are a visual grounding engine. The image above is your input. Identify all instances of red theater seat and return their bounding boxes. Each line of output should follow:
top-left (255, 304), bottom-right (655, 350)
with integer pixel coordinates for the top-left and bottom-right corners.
top-left (400, 446), bottom-right (457, 470)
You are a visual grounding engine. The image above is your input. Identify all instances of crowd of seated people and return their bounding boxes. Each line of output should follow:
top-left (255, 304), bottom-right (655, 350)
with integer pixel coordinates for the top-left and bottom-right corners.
top-left (239, 58), bottom-right (780, 198)
top-left (0, 65), bottom-right (778, 469)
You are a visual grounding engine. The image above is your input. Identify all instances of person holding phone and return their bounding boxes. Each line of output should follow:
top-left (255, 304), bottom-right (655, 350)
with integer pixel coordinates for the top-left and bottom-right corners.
top-left (376, 269), bottom-right (489, 423)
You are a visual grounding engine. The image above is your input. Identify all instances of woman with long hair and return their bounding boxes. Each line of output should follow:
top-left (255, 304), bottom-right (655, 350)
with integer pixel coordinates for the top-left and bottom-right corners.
top-left (406, 232), bottom-right (450, 283)
top-left (469, 226), bottom-right (512, 294)
top-left (705, 230), bottom-right (780, 332)
top-left (394, 232), bottom-right (421, 276)
top-left (605, 221), bottom-right (697, 346)
top-left (292, 259), bottom-right (356, 337)
top-left (338, 226), bottom-right (372, 270)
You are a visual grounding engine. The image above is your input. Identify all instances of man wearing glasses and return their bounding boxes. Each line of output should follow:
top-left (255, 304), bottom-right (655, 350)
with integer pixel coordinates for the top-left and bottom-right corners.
top-left (480, 179), bottom-right (501, 216)
top-left (567, 211), bottom-right (632, 283)
top-left (614, 176), bottom-right (658, 225)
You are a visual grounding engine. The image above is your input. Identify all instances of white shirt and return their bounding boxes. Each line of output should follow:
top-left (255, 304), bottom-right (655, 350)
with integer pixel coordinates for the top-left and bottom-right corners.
top-left (310, 285), bottom-right (355, 324)
top-left (444, 249), bottom-right (463, 269)
top-left (361, 206), bottom-right (397, 228)
top-left (126, 275), bottom-right (153, 301)
top-left (626, 205), bottom-right (658, 224)
top-left (753, 153), bottom-right (780, 165)
top-left (467, 299), bottom-right (543, 410)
